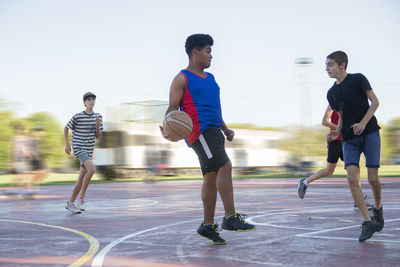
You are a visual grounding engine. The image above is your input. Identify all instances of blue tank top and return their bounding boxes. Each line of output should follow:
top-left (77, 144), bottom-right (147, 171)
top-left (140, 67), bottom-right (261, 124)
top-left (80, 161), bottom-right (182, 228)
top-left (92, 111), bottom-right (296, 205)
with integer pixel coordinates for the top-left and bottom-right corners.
top-left (179, 69), bottom-right (223, 145)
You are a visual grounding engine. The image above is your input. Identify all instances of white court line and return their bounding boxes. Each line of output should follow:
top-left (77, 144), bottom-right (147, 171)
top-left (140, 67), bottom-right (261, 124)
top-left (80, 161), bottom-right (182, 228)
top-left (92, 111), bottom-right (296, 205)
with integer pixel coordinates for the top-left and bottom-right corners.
top-left (297, 235), bottom-right (400, 243)
top-left (247, 206), bottom-right (355, 231)
top-left (93, 205), bottom-right (326, 267)
top-left (176, 235), bottom-right (193, 267)
top-left (93, 204), bottom-right (347, 266)
top-left (93, 203), bottom-right (400, 266)
top-left (91, 217), bottom-right (212, 267)
top-left (295, 218), bottom-right (400, 238)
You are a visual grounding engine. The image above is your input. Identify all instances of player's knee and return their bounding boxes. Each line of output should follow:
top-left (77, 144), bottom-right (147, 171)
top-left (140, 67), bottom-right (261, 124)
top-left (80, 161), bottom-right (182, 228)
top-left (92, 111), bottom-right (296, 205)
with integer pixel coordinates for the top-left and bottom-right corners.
top-left (87, 166), bottom-right (96, 175)
top-left (367, 175), bottom-right (379, 185)
top-left (347, 176), bottom-right (359, 187)
top-left (224, 161), bottom-right (232, 171)
top-left (326, 168), bottom-right (335, 176)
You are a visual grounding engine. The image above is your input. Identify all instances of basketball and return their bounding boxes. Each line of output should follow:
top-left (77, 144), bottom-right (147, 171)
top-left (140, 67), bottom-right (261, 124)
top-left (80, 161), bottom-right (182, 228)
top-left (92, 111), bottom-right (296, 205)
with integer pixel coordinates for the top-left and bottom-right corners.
top-left (163, 110), bottom-right (193, 141)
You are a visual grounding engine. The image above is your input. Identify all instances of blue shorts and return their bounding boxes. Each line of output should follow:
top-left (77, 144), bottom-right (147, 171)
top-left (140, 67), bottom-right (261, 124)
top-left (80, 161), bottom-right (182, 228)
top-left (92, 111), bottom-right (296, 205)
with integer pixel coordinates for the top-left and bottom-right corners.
top-left (342, 131), bottom-right (380, 168)
top-left (77, 152), bottom-right (91, 167)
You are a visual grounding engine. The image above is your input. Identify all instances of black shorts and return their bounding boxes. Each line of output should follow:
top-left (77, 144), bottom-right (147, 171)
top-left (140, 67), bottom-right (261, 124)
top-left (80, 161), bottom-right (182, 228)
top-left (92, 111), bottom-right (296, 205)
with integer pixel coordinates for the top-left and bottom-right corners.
top-left (327, 140), bottom-right (343, 164)
top-left (191, 127), bottom-right (230, 175)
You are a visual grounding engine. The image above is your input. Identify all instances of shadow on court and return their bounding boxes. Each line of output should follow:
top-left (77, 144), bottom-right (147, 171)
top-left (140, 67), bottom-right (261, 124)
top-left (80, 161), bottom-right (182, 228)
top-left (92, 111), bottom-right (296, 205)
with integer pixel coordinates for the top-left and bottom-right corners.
top-left (1, 177), bottom-right (399, 266)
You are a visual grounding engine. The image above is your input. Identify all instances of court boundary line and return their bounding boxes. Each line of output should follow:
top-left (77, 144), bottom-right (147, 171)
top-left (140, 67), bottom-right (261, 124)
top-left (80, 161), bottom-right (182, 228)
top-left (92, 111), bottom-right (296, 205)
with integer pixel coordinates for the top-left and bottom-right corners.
top-left (91, 204), bottom-right (353, 267)
top-left (294, 218), bottom-right (400, 243)
top-left (0, 219), bottom-right (99, 267)
top-left (91, 217), bottom-right (211, 267)
top-left (93, 202), bottom-right (400, 266)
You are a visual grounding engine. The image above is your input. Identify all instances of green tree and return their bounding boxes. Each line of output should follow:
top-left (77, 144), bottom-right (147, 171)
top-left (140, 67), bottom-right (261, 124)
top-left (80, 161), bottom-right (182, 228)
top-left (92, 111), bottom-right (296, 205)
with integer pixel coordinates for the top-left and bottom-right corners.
top-left (282, 126), bottom-right (327, 158)
top-left (0, 111), bottom-right (16, 170)
top-left (25, 112), bottom-right (65, 169)
top-left (385, 117), bottom-right (400, 163)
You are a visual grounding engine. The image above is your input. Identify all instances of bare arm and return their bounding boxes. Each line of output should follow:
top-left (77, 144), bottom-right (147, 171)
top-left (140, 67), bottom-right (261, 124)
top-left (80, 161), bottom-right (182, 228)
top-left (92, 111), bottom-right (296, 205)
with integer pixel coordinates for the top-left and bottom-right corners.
top-left (327, 110), bottom-right (343, 142)
top-left (160, 74), bottom-right (186, 141)
top-left (321, 105), bottom-right (336, 130)
top-left (336, 110), bottom-right (343, 134)
top-left (64, 126), bottom-right (71, 155)
top-left (95, 117), bottom-right (101, 139)
top-left (220, 121), bottom-right (234, 141)
top-left (351, 89), bottom-right (379, 135)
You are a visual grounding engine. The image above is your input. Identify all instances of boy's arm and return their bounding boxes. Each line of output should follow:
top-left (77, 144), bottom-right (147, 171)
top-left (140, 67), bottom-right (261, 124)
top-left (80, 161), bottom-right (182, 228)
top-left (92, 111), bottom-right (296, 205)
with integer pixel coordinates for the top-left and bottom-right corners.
top-left (95, 117), bottom-right (101, 138)
top-left (64, 126), bottom-right (71, 155)
top-left (327, 111), bottom-right (343, 142)
top-left (160, 74), bottom-right (185, 141)
top-left (351, 89), bottom-right (379, 135)
top-left (220, 121), bottom-right (234, 141)
top-left (321, 105), bottom-right (336, 130)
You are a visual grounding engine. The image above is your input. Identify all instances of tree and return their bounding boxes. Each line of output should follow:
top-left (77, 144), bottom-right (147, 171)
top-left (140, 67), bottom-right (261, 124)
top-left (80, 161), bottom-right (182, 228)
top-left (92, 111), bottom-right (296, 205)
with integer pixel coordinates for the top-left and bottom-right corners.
top-left (0, 111), bottom-right (16, 170)
top-left (281, 126), bottom-right (327, 158)
top-left (25, 112), bottom-right (65, 169)
top-left (385, 117), bottom-right (400, 163)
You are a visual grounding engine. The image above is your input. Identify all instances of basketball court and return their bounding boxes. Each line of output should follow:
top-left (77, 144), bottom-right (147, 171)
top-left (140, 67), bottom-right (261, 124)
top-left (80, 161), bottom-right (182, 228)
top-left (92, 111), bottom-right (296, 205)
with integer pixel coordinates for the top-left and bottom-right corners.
top-left (1, 177), bottom-right (399, 266)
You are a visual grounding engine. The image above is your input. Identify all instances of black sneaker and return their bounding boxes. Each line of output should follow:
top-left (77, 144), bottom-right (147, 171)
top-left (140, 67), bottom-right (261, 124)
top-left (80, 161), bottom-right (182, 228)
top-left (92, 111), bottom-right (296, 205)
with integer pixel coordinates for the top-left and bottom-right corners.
top-left (354, 195), bottom-right (373, 210)
top-left (221, 213), bottom-right (256, 232)
top-left (373, 206), bottom-right (384, 232)
top-left (297, 178), bottom-right (307, 199)
top-left (197, 223), bottom-right (226, 245)
top-left (359, 219), bottom-right (379, 242)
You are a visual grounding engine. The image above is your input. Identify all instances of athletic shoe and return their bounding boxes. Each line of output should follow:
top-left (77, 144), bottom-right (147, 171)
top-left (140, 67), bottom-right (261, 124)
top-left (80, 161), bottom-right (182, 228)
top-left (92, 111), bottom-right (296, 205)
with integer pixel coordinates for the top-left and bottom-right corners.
top-left (353, 195), bottom-right (373, 210)
top-left (197, 223), bottom-right (226, 245)
top-left (297, 178), bottom-right (307, 199)
top-left (78, 198), bottom-right (85, 211)
top-left (373, 206), bottom-right (384, 232)
top-left (65, 202), bottom-right (81, 214)
top-left (359, 219), bottom-right (379, 242)
top-left (221, 213), bottom-right (256, 231)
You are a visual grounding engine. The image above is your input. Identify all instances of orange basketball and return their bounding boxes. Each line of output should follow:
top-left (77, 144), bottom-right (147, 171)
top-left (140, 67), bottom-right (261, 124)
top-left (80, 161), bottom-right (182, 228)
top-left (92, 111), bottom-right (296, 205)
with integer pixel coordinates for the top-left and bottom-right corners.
top-left (163, 110), bottom-right (193, 141)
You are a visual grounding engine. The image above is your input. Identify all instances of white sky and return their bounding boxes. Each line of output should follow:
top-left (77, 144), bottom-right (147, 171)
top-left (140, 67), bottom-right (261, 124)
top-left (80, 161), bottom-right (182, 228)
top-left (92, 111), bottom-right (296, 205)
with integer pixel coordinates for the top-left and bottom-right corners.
top-left (0, 0), bottom-right (399, 128)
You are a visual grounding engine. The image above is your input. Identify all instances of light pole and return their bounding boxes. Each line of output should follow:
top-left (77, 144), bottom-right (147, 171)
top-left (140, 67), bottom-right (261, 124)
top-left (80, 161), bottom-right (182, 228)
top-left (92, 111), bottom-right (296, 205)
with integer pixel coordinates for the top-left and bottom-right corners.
top-left (295, 57), bottom-right (313, 160)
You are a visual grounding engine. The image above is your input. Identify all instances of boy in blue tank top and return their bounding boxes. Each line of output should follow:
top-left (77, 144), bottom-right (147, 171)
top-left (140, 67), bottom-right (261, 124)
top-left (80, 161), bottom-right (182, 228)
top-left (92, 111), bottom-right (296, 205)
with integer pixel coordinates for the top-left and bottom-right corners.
top-left (160, 34), bottom-right (255, 245)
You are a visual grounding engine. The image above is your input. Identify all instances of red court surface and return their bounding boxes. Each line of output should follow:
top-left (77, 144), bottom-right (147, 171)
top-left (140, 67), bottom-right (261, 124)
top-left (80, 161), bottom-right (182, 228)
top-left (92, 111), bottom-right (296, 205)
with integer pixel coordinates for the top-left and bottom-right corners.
top-left (1, 177), bottom-right (399, 266)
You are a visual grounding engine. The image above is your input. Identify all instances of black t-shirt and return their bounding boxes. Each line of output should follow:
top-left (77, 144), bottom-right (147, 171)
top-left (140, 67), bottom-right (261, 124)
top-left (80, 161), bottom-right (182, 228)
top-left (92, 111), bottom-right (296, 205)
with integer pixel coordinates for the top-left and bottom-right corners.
top-left (327, 73), bottom-right (380, 141)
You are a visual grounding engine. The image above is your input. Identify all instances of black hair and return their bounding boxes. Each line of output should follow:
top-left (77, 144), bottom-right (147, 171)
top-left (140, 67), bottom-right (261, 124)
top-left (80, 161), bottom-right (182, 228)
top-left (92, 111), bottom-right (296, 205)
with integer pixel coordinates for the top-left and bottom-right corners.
top-left (185, 34), bottom-right (214, 57)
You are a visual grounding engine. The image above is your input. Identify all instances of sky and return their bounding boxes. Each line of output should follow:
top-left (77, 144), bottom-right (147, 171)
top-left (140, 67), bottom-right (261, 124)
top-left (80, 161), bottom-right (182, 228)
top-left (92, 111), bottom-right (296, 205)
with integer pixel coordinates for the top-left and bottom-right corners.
top-left (0, 0), bottom-right (399, 128)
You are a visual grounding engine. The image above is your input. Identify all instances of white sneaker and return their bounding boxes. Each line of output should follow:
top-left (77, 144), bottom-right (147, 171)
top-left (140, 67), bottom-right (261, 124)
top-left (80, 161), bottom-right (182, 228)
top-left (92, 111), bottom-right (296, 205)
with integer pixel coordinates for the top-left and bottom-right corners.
top-left (78, 198), bottom-right (85, 211)
top-left (65, 202), bottom-right (81, 214)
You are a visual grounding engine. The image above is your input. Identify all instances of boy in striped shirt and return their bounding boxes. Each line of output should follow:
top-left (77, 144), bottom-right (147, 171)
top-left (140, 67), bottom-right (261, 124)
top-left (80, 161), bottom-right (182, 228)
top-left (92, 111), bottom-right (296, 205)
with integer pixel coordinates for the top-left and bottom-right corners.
top-left (64, 92), bottom-right (103, 214)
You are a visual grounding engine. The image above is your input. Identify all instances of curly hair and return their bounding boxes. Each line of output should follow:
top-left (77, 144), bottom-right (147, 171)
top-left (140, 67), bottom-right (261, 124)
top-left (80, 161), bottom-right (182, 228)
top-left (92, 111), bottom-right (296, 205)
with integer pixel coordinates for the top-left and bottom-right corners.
top-left (185, 34), bottom-right (214, 56)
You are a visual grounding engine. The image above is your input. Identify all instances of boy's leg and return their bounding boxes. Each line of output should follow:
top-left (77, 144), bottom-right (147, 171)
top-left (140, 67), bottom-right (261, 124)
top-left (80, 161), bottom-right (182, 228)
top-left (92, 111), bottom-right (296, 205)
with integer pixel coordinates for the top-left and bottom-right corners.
top-left (343, 138), bottom-right (371, 220)
top-left (216, 161), bottom-right (235, 217)
top-left (364, 131), bottom-right (382, 209)
top-left (202, 171), bottom-right (218, 224)
top-left (307, 162), bottom-right (337, 184)
top-left (69, 167), bottom-right (87, 203)
top-left (80, 160), bottom-right (96, 199)
top-left (198, 170), bottom-right (226, 245)
top-left (298, 162), bottom-right (336, 199)
top-left (217, 160), bottom-right (255, 232)
top-left (298, 140), bottom-right (341, 199)
top-left (307, 140), bottom-right (341, 184)
top-left (368, 167), bottom-right (384, 231)
top-left (368, 168), bottom-right (381, 209)
top-left (346, 165), bottom-right (371, 221)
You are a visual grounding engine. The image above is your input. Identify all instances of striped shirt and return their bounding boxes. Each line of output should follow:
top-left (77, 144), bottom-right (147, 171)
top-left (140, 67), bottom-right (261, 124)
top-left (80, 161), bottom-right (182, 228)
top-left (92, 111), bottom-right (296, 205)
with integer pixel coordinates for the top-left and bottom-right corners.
top-left (67, 111), bottom-right (103, 158)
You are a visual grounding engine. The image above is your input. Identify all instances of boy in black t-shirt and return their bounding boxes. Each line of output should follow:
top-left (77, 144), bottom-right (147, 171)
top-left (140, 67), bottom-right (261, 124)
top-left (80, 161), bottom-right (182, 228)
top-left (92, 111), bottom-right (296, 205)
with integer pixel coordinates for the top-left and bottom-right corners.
top-left (326, 51), bottom-right (383, 242)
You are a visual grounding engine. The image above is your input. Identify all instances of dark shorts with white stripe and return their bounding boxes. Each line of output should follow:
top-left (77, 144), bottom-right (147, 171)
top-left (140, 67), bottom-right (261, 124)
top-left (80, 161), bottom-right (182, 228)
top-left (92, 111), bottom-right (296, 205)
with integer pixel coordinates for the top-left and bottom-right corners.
top-left (191, 127), bottom-right (230, 175)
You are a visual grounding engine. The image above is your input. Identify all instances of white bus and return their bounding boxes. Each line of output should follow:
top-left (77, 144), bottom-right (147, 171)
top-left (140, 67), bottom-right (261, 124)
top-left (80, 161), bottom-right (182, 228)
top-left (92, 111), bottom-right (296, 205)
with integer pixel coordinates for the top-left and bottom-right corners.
top-left (93, 128), bottom-right (290, 179)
